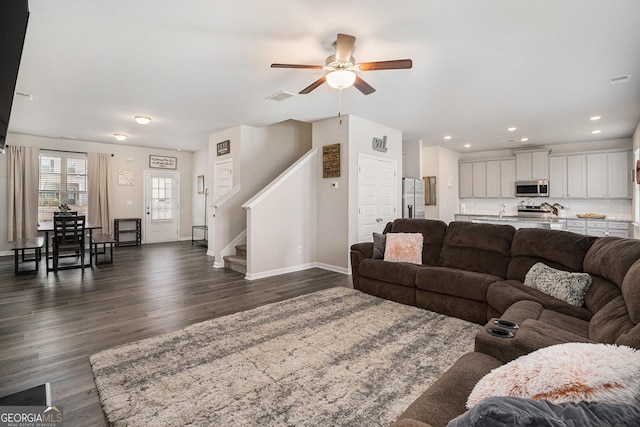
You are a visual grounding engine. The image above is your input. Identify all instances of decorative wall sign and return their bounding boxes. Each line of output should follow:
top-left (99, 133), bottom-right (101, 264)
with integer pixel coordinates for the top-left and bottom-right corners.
top-left (424, 176), bottom-right (437, 205)
top-left (323, 143), bottom-right (340, 178)
top-left (149, 155), bottom-right (177, 169)
top-left (118, 170), bottom-right (135, 186)
top-left (197, 175), bottom-right (205, 194)
top-left (372, 135), bottom-right (388, 153)
top-left (217, 140), bottom-right (230, 156)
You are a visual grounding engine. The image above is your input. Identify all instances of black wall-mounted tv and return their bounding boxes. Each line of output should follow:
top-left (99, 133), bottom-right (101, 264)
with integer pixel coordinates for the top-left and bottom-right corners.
top-left (0, 0), bottom-right (30, 154)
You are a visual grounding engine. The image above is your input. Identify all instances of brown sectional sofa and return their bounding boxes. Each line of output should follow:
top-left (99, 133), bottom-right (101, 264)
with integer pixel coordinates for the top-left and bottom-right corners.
top-left (349, 219), bottom-right (640, 427)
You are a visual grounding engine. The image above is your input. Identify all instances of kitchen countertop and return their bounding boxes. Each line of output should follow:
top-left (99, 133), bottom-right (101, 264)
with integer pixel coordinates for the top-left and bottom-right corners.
top-left (454, 213), bottom-right (633, 223)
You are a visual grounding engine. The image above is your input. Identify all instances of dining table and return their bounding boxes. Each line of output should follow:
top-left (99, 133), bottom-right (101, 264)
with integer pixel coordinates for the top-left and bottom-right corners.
top-left (37, 221), bottom-right (102, 273)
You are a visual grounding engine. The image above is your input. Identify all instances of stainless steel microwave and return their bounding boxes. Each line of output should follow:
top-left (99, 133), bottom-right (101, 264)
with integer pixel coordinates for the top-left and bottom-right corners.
top-left (515, 180), bottom-right (549, 197)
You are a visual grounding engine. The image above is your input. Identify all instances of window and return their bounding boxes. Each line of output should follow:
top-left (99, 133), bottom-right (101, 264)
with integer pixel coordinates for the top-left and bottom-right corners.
top-left (38, 152), bottom-right (88, 223)
top-left (151, 176), bottom-right (173, 221)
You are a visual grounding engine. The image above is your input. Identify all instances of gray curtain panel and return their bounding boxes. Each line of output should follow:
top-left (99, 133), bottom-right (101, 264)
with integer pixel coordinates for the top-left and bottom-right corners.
top-left (8, 145), bottom-right (40, 241)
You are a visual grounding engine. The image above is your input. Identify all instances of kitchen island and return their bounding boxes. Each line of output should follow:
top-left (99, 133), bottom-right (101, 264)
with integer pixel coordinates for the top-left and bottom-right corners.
top-left (454, 214), bottom-right (631, 237)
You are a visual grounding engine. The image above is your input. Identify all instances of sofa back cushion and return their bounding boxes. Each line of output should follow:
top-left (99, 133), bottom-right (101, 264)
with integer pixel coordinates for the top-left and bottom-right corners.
top-left (621, 259), bottom-right (640, 324)
top-left (438, 221), bottom-right (515, 277)
top-left (390, 219), bottom-right (447, 266)
top-left (583, 237), bottom-right (640, 288)
top-left (507, 229), bottom-right (596, 281)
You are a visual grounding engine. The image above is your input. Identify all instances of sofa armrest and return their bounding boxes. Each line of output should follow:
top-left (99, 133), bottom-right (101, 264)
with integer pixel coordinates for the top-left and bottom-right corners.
top-left (350, 242), bottom-right (374, 290)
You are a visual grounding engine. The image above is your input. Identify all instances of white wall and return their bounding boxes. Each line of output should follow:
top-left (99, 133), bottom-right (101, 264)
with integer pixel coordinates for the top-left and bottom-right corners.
top-left (402, 140), bottom-right (421, 179)
top-left (192, 146), bottom-right (209, 228)
top-left (632, 122), bottom-right (640, 238)
top-left (243, 150), bottom-right (317, 279)
top-left (209, 121), bottom-right (312, 264)
top-left (1, 132), bottom-right (194, 252)
top-left (312, 115), bottom-right (402, 272)
top-left (420, 145), bottom-right (460, 223)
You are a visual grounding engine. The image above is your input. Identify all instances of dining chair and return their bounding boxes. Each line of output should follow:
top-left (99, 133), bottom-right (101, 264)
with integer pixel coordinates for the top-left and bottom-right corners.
top-left (52, 215), bottom-right (86, 272)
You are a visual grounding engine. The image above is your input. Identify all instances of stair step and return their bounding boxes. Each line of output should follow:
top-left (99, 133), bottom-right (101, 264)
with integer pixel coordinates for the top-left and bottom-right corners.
top-left (235, 245), bottom-right (247, 257)
top-left (223, 255), bottom-right (246, 274)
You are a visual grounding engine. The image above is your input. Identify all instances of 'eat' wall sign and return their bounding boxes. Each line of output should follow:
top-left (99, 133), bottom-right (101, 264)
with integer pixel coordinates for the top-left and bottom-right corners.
top-left (372, 135), bottom-right (388, 153)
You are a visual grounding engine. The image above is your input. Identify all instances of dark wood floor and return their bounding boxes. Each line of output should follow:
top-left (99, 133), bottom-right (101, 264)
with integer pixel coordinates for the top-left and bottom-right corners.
top-left (0, 241), bottom-right (352, 426)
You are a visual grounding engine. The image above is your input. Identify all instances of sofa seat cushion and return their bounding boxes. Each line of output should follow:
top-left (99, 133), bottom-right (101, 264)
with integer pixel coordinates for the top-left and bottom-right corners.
top-left (538, 309), bottom-right (589, 338)
top-left (358, 258), bottom-right (420, 287)
top-left (507, 229), bottom-right (596, 281)
top-left (487, 280), bottom-right (592, 321)
top-left (439, 222), bottom-right (515, 278)
top-left (416, 267), bottom-right (500, 303)
top-left (390, 219), bottom-right (448, 266)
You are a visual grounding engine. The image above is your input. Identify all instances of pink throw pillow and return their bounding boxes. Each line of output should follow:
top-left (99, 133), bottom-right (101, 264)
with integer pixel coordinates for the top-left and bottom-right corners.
top-left (383, 233), bottom-right (423, 265)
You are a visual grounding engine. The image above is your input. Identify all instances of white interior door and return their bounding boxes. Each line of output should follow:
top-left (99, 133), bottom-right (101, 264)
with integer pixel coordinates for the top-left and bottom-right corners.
top-left (358, 155), bottom-right (397, 242)
top-left (144, 171), bottom-right (180, 243)
top-left (213, 160), bottom-right (233, 202)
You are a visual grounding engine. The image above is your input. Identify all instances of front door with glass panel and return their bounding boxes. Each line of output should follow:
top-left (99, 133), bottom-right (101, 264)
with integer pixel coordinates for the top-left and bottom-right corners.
top-left (144, 171), bottom-right (180, 243)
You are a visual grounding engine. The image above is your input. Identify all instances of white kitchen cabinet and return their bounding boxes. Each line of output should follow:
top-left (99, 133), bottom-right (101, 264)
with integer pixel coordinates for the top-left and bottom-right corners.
top-left (566, 219), bottom-right (587, 235)
top-left (486, 161), bottom-right (500, 198)
top-left (549, 154), bottom-right (586, 198)
top-left (607, 151), bottom-right (632, 198)
top-left (586, 151), bottom-right (631, 199)
top-left (549, 156), bottom-right (566, 198)
top-left (472, 162), bottom-right (487, 198)
top-left (459, 162), bottom-right (473, 198)
top-left (587, 153), bottom-right (606, 198)
top-left (516, 151), bottom-right (548, 180)
top-left (500, 159), bottom-right (516, 197)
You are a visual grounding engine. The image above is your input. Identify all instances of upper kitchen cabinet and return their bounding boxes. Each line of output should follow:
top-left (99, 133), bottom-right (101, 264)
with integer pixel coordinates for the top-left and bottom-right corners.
top-left (586, 150), bottom-right (632, 199)
top-left (516, 150), bottom-right (549, 180)
top-left (549, 154), bottom-right (587, 198)
top-left (459, 158), bottom-right (515, 199)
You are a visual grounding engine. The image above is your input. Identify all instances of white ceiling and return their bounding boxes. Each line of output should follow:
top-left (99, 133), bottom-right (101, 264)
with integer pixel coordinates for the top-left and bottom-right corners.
top-left (9, 0), bottom-right (640, 153)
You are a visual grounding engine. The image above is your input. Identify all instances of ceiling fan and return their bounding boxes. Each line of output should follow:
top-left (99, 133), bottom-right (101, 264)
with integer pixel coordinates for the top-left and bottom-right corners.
top-left (271, 33), bottom-right (413, 95)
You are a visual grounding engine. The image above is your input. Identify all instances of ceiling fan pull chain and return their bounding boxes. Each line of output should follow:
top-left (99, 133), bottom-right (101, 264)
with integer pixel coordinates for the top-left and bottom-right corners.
top-left (338, 88), bottom-right (343, 125)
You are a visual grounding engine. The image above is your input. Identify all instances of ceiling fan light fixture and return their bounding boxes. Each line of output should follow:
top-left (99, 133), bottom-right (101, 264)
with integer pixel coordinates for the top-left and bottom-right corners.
top-left (326, 69), bottom-right (356, 90)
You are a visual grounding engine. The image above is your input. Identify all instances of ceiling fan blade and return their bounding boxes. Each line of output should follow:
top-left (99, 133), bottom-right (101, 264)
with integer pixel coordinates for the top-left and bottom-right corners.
top-left (299, 76), bottom-right (327, 94)
top-left (271, 63), bottom-right (324, 69)
top-left (335, 33), bottom-right (356, 62)
top-left (358, 59), bottom-right (413, 71)
top-left (353, 76), bottom-right (375, 95)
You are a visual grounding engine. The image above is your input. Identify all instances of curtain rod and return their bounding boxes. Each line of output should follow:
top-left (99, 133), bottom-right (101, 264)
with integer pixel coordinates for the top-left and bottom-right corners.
top-left (40, 148), bottom-right (114, 157)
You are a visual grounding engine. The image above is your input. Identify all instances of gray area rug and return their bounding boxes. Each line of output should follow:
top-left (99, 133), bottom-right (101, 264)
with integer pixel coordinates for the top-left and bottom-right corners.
top-left (91, 287), bottom-right (480, 426)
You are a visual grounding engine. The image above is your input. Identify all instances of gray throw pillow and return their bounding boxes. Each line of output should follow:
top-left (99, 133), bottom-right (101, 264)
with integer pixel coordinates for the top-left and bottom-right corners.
top-left (524, 262), bottom-right (592, 306)
top-left (447, 396), bottom-right (640, 427)
top-left (372, 232), bottom-right (386, 259)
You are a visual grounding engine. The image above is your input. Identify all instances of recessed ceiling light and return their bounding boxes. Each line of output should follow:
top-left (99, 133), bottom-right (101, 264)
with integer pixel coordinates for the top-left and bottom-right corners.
top-left (444, 135), bottom-right (452, 140)
top-left (135, 116), bottom-right (152, 125)
top-left (520, 137), bottom-right (529, 142)
top-left (589, 115), bottom-right (601, 121)
top-left (507, 127), bottom-right (517, 132)
top-left (464, 144), bottom-right (471, 148)
top-left (591, 129), bottom-right (602, 134)
top-left (114, 133), bottom-right (128, 141)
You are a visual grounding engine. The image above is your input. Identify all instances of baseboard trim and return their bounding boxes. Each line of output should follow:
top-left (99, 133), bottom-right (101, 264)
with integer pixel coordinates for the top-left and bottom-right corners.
top-left (245, 262), bottom-right (350, 281)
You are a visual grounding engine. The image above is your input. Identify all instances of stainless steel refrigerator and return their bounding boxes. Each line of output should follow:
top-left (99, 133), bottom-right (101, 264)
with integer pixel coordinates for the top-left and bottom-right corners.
top-left (402, 178), bottom-right (425, 219)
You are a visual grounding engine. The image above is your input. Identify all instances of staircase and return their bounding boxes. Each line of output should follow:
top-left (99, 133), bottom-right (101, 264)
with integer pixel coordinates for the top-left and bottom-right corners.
top-left (223, 245), bottom-right (247, 274)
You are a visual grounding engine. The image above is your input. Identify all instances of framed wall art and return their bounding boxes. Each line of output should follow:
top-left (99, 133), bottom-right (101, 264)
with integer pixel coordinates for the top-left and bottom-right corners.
top-left (197, 175), bottom-right (205, 194)
top-left (217, 140), bottom-right (230, 156)
top-left (149, 155), bottom-right (177, 170)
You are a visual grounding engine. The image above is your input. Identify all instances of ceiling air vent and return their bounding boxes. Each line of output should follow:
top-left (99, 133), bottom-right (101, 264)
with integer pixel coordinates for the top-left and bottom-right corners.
top-left (609, 74), bottom-right (631, 85)
top-left (266, 91), bottom-right (296, 101)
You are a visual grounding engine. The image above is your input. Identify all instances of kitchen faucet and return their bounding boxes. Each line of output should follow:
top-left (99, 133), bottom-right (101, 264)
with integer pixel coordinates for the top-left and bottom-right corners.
top-left (498, 204), bottom-right (506, 220)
